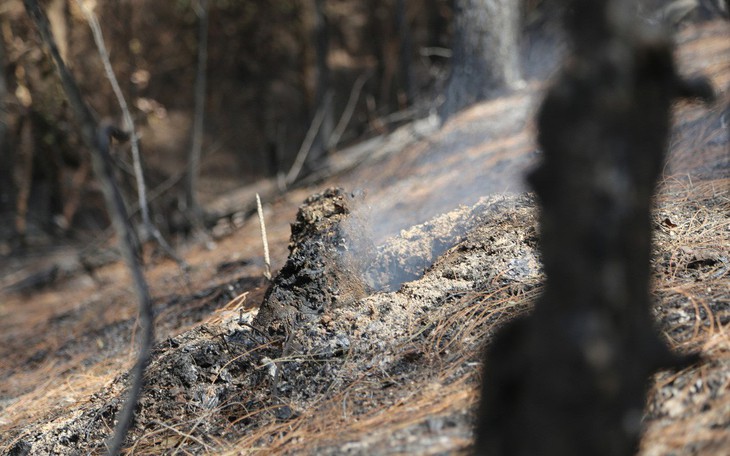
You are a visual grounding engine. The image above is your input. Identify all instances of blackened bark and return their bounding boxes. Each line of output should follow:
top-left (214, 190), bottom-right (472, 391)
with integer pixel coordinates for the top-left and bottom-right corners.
top-left (439, 0), bottom-right (521, 120)
top-left (396, 0), bottom-right (413, 105)
top-left (253, 188), bottom-right (367, 337)
top-left (303, 0), bottom-right (333, 175)
top-left (474, 1), bottom-right (714, 455)
top-left (0, 35), bottom-right (11, 216)
top-left (185, 0), bottom-right (209, 221)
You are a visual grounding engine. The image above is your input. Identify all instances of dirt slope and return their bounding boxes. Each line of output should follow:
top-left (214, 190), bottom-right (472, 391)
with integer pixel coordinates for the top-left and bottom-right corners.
top-left (0, 20), bottom-right (728, 455)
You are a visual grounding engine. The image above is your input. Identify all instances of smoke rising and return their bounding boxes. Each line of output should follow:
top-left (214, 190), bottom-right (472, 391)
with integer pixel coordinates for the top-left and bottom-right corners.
top-left (339, 87), bottom-right (541, 290)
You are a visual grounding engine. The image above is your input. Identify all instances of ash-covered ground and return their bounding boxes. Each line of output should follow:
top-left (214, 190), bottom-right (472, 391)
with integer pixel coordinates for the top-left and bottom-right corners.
top-left (1, 20), bottom-right (728, 456)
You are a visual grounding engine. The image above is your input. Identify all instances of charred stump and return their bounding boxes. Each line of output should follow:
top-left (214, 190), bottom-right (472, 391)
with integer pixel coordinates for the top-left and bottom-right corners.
top-left (254, 188), bottom-right (369, 339)
top-left (474, 1), bottom-right (713, 455)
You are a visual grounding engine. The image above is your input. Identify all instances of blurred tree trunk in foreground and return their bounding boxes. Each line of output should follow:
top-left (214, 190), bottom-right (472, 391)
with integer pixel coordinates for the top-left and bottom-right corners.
top-left (474, 0), bottom-right (713, 454)
top-left (439, 0), bottom-right (521, 120)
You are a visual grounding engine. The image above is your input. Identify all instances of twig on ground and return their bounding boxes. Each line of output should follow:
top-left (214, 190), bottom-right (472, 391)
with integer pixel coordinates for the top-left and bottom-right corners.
top-left (256, 193), bottom-right (272, 281)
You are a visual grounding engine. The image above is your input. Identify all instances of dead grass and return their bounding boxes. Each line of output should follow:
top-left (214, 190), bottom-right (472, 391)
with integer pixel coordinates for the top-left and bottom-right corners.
top-left (639, 181), bottom-right (730, 456)
top-left (203, 184), bottom-right (726, 456)
top-left (216, 285), bottom-right (538, 456)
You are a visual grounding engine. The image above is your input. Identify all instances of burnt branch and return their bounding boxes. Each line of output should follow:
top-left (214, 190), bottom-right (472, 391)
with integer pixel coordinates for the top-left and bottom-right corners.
top-left (475, 1), bottom-right (714, 455)
top-left (23, 1), bottom-right (154, 454)
top-left (185, 0), bottom-right (209, 224)
top-left (77, 1), bottom-right (186, 268)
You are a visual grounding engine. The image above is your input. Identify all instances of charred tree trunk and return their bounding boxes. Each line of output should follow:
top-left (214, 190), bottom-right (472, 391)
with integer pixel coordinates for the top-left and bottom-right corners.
top-left (396, 0), bottom-right (413, 106)
top-left (303, 0), bottom-right (333, 176)
top-left (439, 0), bottom-right (522, 120)
top-left (185, 0), bottom-right (209, 221)
top-left (0, 35), bottom-right (9, 216)
top-left (474, 1), bottom-right (714, 455)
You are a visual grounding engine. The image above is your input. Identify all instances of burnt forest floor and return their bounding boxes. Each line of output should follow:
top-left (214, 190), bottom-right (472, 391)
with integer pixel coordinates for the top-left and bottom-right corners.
top-left (1, 21), bottom-right (729, 455)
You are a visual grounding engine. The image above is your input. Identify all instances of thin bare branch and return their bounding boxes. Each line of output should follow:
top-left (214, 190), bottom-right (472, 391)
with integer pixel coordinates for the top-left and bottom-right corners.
top-left (75, 1), bottom-right (145, 222)
top-left (285, 91), bottom-right (333, 186)
top-left (328, 73), bottom-right (370, 150)
top-left (23, 1), bottom-right (153, 454)
top-left (75, 0), bottom-right (186, 269)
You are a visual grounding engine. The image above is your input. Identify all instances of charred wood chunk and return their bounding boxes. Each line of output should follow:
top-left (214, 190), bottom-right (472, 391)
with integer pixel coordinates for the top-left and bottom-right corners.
top-left (475, 2), bottom-right (711, 455)
top-left (254, 188), bottom-right (369, 338)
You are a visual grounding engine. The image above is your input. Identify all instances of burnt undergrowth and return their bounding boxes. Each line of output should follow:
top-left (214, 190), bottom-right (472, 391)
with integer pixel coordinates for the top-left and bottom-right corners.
top-left (2, 189), bottom-right (544, 454)
top-left (1, 176), bottom-right (727, 455)
top-left (1, 19), bottom-right (727, 453)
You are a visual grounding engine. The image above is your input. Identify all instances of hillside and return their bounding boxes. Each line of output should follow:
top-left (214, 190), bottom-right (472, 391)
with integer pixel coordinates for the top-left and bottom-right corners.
top-left (1, 20), bottom-right (728, 455)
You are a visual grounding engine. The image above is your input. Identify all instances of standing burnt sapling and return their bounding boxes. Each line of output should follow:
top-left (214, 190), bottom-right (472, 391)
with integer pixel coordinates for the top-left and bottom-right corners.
top-left (474, 1), bottom-right (714, 455)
